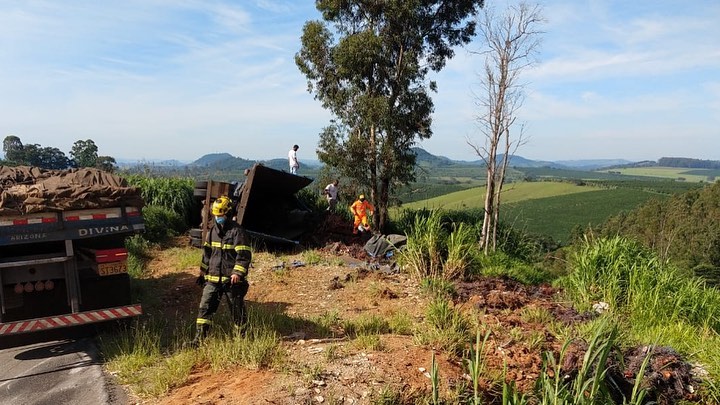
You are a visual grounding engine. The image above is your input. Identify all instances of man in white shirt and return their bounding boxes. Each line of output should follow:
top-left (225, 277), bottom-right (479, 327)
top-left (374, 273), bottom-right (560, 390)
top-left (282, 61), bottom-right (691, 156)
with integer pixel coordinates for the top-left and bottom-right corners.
top-left (288, 145), bottom-right (299, 174)
top-left (322, 179), bottom-right (339, 211)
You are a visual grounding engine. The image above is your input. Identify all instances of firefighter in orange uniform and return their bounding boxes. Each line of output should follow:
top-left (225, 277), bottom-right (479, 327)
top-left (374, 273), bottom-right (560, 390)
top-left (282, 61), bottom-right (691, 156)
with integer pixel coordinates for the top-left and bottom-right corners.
top-left (350, 194), bottom-right (374, 234)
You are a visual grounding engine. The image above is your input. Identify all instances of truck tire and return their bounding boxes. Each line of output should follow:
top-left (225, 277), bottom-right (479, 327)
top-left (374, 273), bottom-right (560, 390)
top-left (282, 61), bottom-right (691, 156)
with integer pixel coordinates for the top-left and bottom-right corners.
top-left (190, 236), bottom-right (203, 248)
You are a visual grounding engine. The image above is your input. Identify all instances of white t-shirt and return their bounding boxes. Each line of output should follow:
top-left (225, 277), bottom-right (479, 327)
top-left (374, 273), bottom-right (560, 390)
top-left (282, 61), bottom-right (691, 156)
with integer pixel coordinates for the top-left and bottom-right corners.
top-left (288, 149), bottom-right (298, 168)
top-left (324, 183), bottom-right (338, 199)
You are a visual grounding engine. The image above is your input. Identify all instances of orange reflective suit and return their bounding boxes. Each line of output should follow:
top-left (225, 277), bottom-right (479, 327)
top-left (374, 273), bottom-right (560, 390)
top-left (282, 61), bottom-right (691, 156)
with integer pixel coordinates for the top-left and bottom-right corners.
top-left (350, 199), bottom-right (374, 234)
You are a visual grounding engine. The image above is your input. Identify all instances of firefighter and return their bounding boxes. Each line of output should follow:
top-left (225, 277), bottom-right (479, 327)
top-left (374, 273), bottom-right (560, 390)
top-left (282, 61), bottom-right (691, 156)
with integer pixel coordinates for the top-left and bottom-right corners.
top-left (350, 194), bottom-right (374, 234)
top-left (191, 196), bottom-right (252, 346)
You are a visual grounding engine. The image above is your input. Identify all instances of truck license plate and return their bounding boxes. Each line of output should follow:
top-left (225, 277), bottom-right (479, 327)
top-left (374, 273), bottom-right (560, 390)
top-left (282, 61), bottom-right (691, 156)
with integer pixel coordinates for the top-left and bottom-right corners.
top-left (98, 261), bottom-right (127, 276)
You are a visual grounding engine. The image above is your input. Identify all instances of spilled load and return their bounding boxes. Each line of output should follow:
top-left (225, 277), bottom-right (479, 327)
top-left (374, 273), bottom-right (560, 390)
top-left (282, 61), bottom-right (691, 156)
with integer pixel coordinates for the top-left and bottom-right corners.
top-left (0, 166), bottom-right (144, 336)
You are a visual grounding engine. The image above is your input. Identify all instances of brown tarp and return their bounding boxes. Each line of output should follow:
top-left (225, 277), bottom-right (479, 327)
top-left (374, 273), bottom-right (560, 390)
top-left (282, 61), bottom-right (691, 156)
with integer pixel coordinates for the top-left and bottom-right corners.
top-left (0, 166), bottom-right (144, 216)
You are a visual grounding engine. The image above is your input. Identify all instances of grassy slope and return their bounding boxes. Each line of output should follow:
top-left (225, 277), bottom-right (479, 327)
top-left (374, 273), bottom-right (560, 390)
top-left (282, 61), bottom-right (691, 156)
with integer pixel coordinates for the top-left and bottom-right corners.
top-left (503, 188), bottom-right (662, 243)
top-left (400, 181), bottom-right (598, 211)
top-left (611, 167), bottom-right (718, 182)
top-left (398, 181), bottom-right (666, 244)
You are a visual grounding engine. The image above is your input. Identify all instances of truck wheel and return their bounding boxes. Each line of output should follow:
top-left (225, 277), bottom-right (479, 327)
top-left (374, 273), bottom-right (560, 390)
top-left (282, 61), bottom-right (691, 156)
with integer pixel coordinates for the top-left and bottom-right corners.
top-left (190, 236), bottom-right (203, 248)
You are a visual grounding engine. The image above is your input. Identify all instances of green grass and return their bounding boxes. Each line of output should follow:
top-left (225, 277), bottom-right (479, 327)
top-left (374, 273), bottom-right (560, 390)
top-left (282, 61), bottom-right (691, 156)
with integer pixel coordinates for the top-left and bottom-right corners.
top-left (557, 236), bottom-right (720, 399)
top-left (414, 298), bottom-right (471, 355)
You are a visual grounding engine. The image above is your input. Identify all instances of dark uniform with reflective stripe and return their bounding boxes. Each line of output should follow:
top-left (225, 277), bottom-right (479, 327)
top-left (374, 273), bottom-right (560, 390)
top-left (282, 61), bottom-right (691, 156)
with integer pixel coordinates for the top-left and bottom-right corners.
top-left (195, 219), bottom-right (252, 337)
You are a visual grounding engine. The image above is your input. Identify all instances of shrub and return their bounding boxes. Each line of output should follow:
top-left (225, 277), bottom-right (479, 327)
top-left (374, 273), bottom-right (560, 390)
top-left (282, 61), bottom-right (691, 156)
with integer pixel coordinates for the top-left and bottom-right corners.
top-left (123, 174), bottom-right (195, 228)
top-left (142, 205), bottom-right (186, 244)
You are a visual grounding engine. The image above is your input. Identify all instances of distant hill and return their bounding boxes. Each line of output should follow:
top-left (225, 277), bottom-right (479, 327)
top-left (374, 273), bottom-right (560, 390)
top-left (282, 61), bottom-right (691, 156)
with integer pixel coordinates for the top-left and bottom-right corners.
top-left (123, 148), bottom-right (642, 173)
top-left (553, 159), bottom-right (634, 170)
top-left (191, 153), bottom-right (240, 167)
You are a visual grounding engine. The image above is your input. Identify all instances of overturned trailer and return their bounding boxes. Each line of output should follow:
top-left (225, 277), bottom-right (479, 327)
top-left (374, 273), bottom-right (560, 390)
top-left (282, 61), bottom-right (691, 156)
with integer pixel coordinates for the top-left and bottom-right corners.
top-left (190, 163), bottom-right (314, 246)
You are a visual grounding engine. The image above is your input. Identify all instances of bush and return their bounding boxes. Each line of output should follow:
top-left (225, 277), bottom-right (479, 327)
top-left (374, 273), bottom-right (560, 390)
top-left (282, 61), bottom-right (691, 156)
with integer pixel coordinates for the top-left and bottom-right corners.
top-left (123, 174), bottom-right (195, 229)
top-left (142, 205), bottom-right (186, 244)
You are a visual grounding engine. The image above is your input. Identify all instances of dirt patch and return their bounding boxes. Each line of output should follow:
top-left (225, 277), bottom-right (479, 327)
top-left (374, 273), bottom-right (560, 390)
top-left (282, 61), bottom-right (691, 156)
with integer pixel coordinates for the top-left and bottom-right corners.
top-left (159, 368), bottom-right (274, 405)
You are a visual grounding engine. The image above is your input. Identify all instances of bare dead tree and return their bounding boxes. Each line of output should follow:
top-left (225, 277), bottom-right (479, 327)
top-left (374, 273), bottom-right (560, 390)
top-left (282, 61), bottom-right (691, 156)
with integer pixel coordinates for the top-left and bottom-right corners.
top-left (468, 2), bottom-right (543, 254)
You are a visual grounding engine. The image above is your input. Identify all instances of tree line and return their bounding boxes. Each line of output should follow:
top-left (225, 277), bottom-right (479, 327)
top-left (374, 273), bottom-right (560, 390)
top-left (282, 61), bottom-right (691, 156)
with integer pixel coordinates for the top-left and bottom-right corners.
top-left (1, 135), bottom-right (116, 171)
top-left (658, 157), bottom-right (720, 169)
top-left (599, 180), bottom-right (720, 275)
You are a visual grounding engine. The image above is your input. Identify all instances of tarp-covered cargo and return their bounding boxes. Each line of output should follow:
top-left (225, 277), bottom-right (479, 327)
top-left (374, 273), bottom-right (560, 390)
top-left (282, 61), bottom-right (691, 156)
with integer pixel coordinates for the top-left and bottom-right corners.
top-left (0, 166), bottom-right (144, 216)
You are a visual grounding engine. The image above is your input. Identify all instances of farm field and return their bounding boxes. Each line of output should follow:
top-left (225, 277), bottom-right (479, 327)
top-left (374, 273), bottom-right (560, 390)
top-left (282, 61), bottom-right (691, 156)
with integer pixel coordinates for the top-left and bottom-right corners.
top-left (398, 180), bottom-right (683, 244)
top-left (608, 167), bottom-right (719, 182)
top-left (502, 188), bottom-right (664, 243)
top-left (399, 181), bottom-right (598, 211)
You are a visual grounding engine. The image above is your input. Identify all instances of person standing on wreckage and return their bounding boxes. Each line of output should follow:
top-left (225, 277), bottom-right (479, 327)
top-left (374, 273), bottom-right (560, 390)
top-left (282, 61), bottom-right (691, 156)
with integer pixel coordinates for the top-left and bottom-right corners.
top-left (191, 196), bottom-right (252, 346)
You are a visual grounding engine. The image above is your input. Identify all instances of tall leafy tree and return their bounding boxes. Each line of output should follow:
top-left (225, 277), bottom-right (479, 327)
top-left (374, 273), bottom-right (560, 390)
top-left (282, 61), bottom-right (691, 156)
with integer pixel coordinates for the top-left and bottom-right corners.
top-left (3, 135), bottom-right (24, 163)
top-left (95, 155), bottom-right (117, 172)
top-left (70, 139), bottom-right (99, 168)
top-left (296, 0), bottom-right (484, 231)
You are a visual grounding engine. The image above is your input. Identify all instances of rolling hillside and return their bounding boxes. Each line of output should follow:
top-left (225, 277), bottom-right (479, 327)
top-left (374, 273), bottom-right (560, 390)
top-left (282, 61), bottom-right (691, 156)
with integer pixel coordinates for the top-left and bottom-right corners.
top-left (400, 181), bottom-right (599, 211)
top-left (398, 180), bottom-right (694, 243)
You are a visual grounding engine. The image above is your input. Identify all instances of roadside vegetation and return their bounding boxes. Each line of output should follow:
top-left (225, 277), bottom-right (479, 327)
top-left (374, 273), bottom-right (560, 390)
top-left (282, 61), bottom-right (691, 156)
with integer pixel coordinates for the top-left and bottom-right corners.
top-left (100, 165), bottom-right (720, 404)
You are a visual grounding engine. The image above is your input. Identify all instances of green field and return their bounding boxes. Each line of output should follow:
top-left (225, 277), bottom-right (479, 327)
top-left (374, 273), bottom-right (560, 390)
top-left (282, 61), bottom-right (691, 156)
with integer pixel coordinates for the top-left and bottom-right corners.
top-left (400, 181), bottom-right (599, 211)
top-left (398, 180), bottom-right (678, 245)
top-left (607, 167), bottom-right (718, 182)
top-left (502, 188), bottom-right (664, 244)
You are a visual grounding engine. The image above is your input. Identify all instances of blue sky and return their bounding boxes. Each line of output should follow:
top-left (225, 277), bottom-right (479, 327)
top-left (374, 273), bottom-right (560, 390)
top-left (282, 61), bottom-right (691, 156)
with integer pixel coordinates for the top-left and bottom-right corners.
top-left (1, 1), bottom-right (719, 163)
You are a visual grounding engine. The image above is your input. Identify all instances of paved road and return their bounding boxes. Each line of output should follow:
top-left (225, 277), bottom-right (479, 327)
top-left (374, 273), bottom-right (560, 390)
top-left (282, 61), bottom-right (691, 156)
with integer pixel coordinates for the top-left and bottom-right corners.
top-left (0, 338), bottom-right (127, 405)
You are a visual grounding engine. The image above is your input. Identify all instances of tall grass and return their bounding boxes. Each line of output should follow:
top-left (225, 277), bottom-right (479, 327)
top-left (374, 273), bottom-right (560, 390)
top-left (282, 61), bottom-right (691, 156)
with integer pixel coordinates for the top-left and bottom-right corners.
top-left (415, 298), bottom-right (471, 355)
top-left (560, 236), bottom-right (720, 332)
top-left (123, 174), bottom-right (195, 227)
top-left (100, 303), bottom-right (289, 398)
top-left (397, 209), bottom-right (480, 282)
top-left (125, 234), bottom-right (152, 278)
top-left (559, 236), bottom-right (720, 400)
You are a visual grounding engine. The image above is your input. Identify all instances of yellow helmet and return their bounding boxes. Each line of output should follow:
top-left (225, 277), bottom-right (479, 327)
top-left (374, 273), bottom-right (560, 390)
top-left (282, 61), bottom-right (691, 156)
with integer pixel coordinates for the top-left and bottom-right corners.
top-left (359, 194), bottom-right (365, 200)
top-left (211, 196), bottom-right (233, 216)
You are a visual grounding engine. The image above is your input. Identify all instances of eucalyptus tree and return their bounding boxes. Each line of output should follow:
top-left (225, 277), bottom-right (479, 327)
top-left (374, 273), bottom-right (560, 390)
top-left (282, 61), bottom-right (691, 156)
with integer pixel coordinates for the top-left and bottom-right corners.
top-left (3, 135), bottom-right (24, 164)
top-left (70, 139), bottom-right (99, 168)
top-left (296, 0), bottom-right (484, 231)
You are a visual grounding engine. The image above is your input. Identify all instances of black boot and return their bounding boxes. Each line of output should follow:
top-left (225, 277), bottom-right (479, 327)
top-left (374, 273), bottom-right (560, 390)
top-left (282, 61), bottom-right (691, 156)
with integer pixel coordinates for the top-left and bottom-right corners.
top-left (189, 323), bottom-right (210, 348)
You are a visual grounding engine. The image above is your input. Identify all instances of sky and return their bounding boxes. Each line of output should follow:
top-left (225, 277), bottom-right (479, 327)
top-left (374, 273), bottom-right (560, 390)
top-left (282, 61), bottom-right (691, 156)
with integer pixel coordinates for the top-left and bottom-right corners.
top-left (1, 0), bottom-right (719, 163)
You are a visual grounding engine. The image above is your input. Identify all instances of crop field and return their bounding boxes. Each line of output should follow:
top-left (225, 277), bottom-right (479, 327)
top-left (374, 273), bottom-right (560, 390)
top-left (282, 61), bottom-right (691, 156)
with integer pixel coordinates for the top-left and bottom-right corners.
top-left (502, 188), bottom-right (666, 243)
top-left (400, 181), bottom-right (599, 211)
top-left (398, 180), bottom-right (685, 244)
top-left (609, 167), bottom-right (717, 182)
top-left (519, 167), bottom-right (642, 180)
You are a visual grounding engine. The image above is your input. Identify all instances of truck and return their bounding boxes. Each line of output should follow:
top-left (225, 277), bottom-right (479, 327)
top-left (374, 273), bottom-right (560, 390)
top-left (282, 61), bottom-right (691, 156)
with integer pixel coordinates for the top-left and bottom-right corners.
top-left (0, 166), bottom-right (145, 336)
top-left (190, 163), bottom-right (314, 247)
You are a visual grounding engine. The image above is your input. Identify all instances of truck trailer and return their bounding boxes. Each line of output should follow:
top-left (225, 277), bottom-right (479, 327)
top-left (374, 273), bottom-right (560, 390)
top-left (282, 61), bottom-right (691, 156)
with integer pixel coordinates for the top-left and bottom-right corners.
top-left (0, 166), bottom-right (145, 336)
top-left (190, 163), bottom-right (314, 247)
